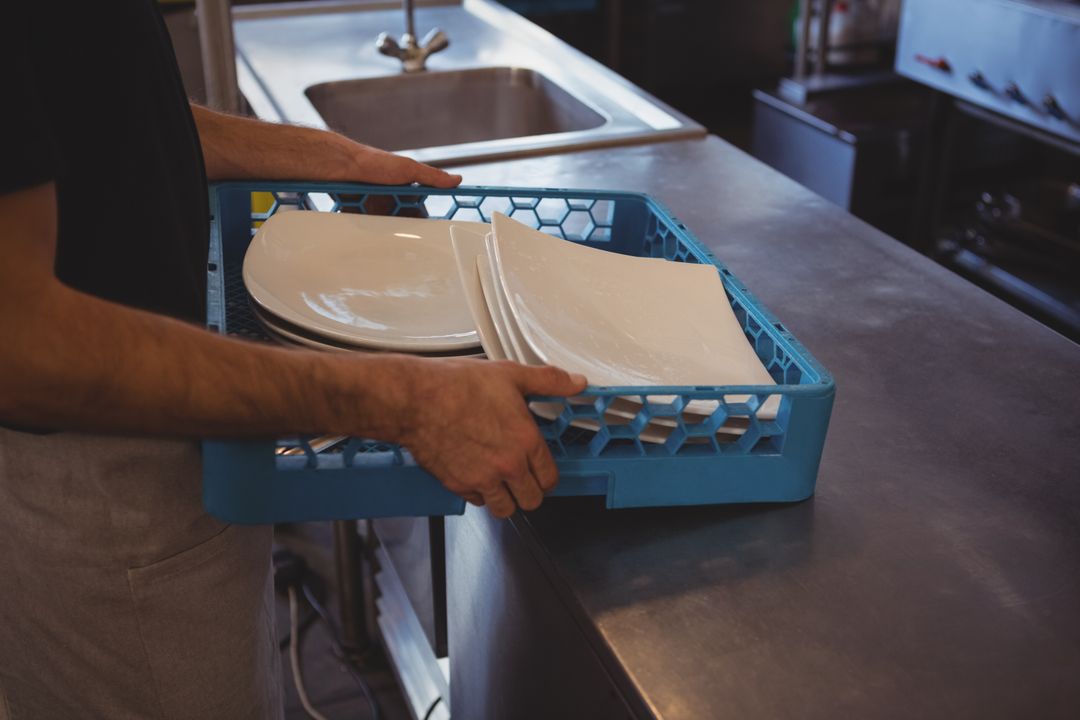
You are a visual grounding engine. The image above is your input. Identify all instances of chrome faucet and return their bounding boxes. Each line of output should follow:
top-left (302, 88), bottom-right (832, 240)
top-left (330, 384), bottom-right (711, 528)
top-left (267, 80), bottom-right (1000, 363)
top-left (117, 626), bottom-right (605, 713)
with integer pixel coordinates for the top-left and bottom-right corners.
top-left (376, 0), bottom-right (449, 73)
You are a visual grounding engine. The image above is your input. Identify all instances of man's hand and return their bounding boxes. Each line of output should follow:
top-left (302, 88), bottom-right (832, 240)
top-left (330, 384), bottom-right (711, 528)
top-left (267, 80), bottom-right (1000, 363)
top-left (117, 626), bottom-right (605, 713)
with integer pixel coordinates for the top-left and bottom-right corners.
top-left (394, 359), bottom-right (587, 518)
top-left (190, 104), bottom-right (461, 188)
top-left (345, 143), bottom-right (460, 188)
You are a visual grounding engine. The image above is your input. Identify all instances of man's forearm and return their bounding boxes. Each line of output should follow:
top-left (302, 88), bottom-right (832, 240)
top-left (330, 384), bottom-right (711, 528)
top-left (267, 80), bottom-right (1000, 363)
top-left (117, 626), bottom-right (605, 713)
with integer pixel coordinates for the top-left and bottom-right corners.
top-left (191, 104), bottom-right (355, 182)
top-left (3, 277), bottom-right (424, 438)
top-left (190, 104), bottom-right (459, 187)
top-left (0, 277), bottom-right (419, 441)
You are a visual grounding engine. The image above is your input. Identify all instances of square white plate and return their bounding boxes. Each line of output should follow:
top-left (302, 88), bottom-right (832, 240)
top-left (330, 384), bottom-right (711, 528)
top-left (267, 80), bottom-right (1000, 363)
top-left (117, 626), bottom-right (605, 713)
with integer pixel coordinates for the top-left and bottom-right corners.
top-left (450, 225), bottom-right (507, 361)
top-left (449, 224), bottom-right (749, 442)
top-left (490, 212), bottom-right (778, 419)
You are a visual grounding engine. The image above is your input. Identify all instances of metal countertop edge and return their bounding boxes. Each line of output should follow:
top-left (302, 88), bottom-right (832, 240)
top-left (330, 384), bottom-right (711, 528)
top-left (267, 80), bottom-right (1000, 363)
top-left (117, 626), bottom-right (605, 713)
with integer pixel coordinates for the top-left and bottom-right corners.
top-left (508, 510), bottom-right (664, 720)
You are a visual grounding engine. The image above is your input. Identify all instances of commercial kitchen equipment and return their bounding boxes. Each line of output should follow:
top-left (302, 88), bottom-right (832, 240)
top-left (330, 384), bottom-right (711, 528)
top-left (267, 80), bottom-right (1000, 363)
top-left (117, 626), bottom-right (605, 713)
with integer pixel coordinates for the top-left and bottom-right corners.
top-left (896, 0), bottom-right (1080, 340)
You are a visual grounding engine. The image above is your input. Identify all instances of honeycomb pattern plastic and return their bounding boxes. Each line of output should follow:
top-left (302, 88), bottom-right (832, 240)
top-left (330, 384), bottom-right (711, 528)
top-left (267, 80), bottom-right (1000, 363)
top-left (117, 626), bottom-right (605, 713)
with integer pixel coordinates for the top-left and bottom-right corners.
top-left (203, 183), bottom-right (835, 521)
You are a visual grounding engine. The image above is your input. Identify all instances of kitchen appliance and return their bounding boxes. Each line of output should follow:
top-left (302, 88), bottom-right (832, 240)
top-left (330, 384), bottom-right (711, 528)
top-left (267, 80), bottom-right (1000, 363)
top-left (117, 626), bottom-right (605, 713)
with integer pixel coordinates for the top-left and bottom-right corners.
top-left (752, 80), bottom-right (934, 244)
top-left (798, 0), bottom-right (902, 68)
top-left (778, 0), bottom-right (903, 105)
top-left (895, 0), bottom-right (1080, 146)
top-left (754, 1), bottom-right (931, 242)
top-left (895, 0), bottom-right (1080, 341)
top-left (924, 103), bottom-right (1080, 339)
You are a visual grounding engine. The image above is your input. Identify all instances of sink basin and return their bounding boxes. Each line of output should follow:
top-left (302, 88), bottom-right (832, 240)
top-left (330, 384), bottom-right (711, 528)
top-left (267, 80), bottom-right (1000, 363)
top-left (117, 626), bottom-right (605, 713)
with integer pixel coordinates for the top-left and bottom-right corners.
top-left (304, 67), bottom-right (607, 153)
top-left (233, 0), bottom-right (705, 165)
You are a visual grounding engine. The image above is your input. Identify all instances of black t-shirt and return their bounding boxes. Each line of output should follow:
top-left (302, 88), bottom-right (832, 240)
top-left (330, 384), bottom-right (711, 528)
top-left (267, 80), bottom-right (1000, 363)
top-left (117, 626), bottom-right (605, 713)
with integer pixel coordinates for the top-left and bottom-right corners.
top-left (2, 0), bottom-right (209, 323)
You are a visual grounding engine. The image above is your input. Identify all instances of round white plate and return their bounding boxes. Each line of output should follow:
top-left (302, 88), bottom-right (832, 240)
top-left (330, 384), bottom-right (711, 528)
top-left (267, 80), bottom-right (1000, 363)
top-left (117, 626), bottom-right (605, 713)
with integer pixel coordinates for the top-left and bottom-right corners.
top-left (243, 211), bottom-right (487, 352)
top-left (254, 304), bottom-right (484, 357)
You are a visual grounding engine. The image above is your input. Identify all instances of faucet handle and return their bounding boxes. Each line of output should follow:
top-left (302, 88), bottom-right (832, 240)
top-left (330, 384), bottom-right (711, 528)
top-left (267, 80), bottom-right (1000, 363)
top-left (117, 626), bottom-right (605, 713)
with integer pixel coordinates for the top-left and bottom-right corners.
top-left (376, 32), bottom-right (405, 59)
top-left (376, 27), bottom-right (449, 72)
top-left (420, 28), bottom-right (449, 56)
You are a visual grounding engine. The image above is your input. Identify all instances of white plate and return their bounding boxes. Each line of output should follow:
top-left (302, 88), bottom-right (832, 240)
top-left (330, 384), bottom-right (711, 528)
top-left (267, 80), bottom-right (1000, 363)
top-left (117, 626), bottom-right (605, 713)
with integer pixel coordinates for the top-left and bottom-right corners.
top-left (476, 253), bottom-right (520, 361)
top-left (243, 211), bottom-right (486, 352)
top-left (490, 212), bottom-right (778, 419)
top-left (482, 234), bottom-right (541, 364)
top-left (450, 226), bottom-right (508, 361)
top-left (470, 248), bottom-right (627, 437)
top-left (484, 251), bottom-right (657, 440)
top-left (448, 221), bottom-right (751, 443)
top-left (476, 240), bottom-right (739, 442)
top-left (254, 304), bottom-right (484, 357)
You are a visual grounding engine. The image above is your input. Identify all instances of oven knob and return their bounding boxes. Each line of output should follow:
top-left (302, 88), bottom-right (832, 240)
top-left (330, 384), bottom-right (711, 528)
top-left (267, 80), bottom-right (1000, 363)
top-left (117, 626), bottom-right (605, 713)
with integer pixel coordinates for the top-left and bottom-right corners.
top-left (1004, 83), bottom-right (1027, 104)
top-left (969, 71), bottom-right (990, 90)
top-left (1043, 95), bottom-right (1068, 121)
top-left (915, 54), bottom-right (951, 72)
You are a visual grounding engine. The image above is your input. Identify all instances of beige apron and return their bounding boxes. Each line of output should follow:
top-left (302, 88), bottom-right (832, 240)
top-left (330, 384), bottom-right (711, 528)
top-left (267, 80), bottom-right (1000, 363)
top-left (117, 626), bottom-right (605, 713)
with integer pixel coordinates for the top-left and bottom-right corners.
top-left (0, 428), bottom-right (282, 719)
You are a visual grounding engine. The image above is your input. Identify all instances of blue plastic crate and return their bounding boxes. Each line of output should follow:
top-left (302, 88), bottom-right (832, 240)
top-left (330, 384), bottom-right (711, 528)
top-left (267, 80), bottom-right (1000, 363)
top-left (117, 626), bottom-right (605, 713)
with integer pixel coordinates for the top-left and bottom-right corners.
top-left (202, 182), bottom-right (835, 523)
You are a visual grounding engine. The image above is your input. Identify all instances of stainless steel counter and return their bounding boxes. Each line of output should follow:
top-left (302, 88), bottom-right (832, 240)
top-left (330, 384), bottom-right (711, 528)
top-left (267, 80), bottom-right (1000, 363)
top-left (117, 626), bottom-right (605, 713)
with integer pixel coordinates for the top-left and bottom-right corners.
top-left (232, 0), bottom-right (704, 165)
top-left (445, 136), bottom-right (1080, 719)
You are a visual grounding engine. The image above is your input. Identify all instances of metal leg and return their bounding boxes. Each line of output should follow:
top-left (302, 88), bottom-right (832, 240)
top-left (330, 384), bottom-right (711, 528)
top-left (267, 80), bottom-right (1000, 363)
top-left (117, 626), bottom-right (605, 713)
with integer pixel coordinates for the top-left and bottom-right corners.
top-left (333, 519), bottom-right (369, 654)
top-left (604, 0), bottom-right (624, 73)
top-left (194, 0), bottom-right (242, 113)
top-left (814, 0), bottom-right (832, 78)
top-left (910, 93), bottom-right (956, 254)
top-left (795, 0), bottom-right (811, 81)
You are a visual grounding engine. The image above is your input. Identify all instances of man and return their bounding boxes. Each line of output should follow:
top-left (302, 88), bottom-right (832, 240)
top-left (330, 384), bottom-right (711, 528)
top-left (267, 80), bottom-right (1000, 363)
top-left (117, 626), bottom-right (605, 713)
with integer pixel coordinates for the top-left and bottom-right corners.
top-left (0, 2), bottom-right (584, 717)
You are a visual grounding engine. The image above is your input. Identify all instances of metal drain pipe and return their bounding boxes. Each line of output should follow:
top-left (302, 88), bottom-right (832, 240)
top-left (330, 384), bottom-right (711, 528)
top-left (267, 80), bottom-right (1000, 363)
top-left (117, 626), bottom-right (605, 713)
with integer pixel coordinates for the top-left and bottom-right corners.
top-left (195, 0), bottom-right (242, 113)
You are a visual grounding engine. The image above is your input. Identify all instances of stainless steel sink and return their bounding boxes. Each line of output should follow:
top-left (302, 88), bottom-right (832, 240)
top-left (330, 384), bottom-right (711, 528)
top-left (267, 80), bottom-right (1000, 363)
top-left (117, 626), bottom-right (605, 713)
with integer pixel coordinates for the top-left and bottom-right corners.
top-left (305, 67), bottom-right (607, 153)
top-left (234, 0), bottom-right (705, 165)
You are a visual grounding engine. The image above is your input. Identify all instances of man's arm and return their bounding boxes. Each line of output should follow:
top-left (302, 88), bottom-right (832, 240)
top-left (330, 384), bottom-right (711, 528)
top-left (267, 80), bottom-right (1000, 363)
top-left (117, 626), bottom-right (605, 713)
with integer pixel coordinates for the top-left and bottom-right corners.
top-left (0, 183), bottom-right (586, 517)
top-left (190, 104), bottom-right (461, 187)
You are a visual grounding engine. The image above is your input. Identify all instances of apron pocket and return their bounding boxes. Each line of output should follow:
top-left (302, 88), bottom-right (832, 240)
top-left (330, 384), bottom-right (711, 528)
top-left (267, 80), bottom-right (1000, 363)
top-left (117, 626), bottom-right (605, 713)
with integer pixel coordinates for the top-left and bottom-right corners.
top-left (127, 524), bottom-right (278, 720)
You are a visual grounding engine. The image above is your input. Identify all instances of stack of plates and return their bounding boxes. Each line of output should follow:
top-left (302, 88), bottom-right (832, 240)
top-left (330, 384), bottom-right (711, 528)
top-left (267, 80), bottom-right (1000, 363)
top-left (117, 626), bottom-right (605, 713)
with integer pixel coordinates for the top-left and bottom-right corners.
top-left (243, 211), bottom-right (487, 357)
top-left (243, 209), bottom-right (778, 444)
top-left (450, 213), bottom-right (780, 443)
